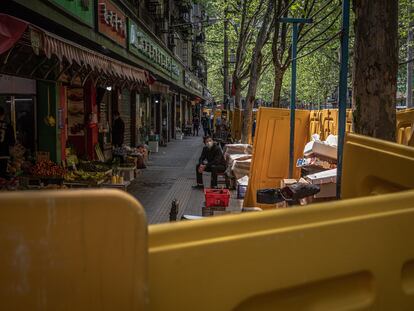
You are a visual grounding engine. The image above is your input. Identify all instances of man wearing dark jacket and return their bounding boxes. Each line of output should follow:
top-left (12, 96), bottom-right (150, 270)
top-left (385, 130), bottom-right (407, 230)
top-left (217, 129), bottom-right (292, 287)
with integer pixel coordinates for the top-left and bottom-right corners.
top-left (193, 136), bottom-right (226, 189)
top-left (112, 111), bottom-right (125, 147)
top-left (0, 107), bottom-right (15, 178)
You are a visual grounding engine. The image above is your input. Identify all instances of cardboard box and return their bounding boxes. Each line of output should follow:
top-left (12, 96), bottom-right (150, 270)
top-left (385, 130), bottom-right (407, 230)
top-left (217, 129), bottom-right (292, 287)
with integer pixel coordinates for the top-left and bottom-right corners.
top-left (304, 141), bottom-right (337, 160)
top-left (305, 169), bottom-right (337, 198)
top-left (281, 179), bottom-right (297, 188)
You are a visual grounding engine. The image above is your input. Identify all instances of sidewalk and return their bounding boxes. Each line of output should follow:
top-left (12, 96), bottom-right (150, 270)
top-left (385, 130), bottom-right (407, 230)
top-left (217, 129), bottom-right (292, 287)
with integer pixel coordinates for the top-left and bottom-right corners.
top-left (128, 136), bottom-right (242, 224)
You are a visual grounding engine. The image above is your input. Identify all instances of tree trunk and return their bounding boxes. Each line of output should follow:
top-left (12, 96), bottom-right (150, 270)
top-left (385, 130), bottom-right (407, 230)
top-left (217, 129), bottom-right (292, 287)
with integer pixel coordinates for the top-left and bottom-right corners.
top-left (352, 0), bottom-right (398, 141)
top-left (241, 0), bottom-right (274, 143)
top-left (272, 66), bottom-right (285, 107)
top-left (233, 75), bottom-right (242, 109)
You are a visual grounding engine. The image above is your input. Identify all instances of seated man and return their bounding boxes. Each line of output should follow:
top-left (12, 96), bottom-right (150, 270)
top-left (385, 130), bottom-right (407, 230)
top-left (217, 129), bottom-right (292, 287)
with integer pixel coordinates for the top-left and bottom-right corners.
top-left (193, 136), bottom-right (226, 189)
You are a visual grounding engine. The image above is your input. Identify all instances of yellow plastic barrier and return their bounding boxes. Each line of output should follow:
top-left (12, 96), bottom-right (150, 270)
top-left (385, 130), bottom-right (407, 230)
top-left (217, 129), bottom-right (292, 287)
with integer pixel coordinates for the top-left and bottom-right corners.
top-left (231, 108), bottom-right (243, 141)
top-left (397, 108), bottom-right (414, 146)
top-left (309, 110), bottom-right (322, 139)
top-left (346, 109), bottom-right (353, 133)
top-left (2, 134), bottom-right (414, 310)
top-left (244, 108), bottom-right (310, 208)
top-left (0, 190), bottom-right (148, 311)
top-left (149, 189), bottom-right (414, 311)
top-left (342, 133), bottom-right (414, 199)
top-left (320, 109), bottom-right (338, 140)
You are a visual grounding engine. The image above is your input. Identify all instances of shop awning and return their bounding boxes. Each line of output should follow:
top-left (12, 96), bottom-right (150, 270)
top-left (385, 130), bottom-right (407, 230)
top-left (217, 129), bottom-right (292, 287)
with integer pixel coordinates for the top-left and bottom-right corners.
top-left (42, 32), bottom-right (147, 84)
top-left (149, 81), bottom-right (170, 94)
top-left (0, 14), bottom-right (28, 54)
top-left (0, 14), bottom-right (148, 86)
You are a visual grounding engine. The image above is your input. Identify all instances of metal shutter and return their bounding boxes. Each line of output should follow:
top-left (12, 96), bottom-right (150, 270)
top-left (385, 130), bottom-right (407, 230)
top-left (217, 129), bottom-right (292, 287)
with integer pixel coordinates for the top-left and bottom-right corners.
top-left (120, 90), bottom-right (131, 146)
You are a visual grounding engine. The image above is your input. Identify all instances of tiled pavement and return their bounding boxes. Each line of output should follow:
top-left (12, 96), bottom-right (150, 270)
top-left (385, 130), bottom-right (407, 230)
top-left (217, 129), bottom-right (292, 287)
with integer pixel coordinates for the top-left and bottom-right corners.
top-left (128, 136), bottom-right (242, 224)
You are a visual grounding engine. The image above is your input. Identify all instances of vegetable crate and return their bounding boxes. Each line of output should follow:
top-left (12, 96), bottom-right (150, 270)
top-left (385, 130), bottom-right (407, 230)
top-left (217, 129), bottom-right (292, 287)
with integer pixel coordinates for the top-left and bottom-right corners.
top-left (204, 188), bottom-right (230, 208)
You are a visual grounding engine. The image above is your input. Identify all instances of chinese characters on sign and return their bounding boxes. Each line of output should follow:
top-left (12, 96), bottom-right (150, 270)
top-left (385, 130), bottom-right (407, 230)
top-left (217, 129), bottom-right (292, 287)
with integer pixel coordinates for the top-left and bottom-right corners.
top-left (129, 20), bottom-right (180, 80)
top-left (184, 71), bottom-right (203, 95)
top-left (98, 0), bottom-right (126, 47)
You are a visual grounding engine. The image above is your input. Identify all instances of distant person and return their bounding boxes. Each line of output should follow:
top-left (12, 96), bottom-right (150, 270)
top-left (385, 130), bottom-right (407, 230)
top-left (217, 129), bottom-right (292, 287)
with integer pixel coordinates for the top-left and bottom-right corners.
top-left (201, 113), bottom-right (211, 136)
top-left (0, 106), bottom-right (16, 179)
top-left (193, 136), bottom-right (226, 189)
top-left (192, 115), bottom-right (200, 136)
top-left (112, 111), bottom-right (125, 147)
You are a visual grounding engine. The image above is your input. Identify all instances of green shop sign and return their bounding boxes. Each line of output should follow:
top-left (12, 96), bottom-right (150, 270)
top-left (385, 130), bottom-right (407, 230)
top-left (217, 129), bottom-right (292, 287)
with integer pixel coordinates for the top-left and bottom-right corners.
top-left (129, 20), bottom-right (180, 80)
top-left (184, 71), bottom-right (203, 95)
top-left (49, 0), bottom-right (94, 27)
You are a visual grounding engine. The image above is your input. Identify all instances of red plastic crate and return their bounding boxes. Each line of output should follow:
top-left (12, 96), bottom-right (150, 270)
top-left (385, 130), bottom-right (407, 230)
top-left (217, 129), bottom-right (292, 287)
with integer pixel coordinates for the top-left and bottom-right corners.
top-left (204, 188), bottom-right (230, 208)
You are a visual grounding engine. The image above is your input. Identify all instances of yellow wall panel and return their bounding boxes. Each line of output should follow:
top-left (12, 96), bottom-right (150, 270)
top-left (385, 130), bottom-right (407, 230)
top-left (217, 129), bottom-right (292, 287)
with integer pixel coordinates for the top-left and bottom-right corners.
top-left (397, 108), bottom-right (414, 146)
top-left (0, 190), bottom-right (148, 311)
top-left (244, 108), bottom-right (310, 208)
top-left (149, 188), bottom-right (414, 311)
top-left (342, 133), bottom-right (414, 199)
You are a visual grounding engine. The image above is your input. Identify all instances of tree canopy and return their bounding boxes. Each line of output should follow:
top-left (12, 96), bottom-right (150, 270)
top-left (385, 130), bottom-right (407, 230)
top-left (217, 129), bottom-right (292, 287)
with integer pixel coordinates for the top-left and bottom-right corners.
top-left (202, 0), bottom-right (411, 106)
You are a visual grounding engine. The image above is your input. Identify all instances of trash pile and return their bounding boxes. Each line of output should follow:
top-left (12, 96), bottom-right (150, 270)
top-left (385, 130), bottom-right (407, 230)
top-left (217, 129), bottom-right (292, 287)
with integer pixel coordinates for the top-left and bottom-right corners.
top-left (223, 144), bottom-right (253, 187)
top-left (298, 134), bottom-right (338, 201)
top-left (256, 134), bottom-right (338, 208)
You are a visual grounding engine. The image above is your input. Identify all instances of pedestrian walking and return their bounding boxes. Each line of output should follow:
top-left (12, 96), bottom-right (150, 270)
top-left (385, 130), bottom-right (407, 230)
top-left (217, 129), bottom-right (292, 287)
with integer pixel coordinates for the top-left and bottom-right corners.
top-left (112, 111), bottom-right (125, 147)
top-left (192, 115), bottom-right (200, 136)
top-left (201, 113), bottom-right (211, 136)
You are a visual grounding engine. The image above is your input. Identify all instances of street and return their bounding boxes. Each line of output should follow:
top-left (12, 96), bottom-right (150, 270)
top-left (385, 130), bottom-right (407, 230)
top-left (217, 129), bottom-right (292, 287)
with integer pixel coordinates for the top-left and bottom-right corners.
top-left (128, 136), bottom-right (241, 224)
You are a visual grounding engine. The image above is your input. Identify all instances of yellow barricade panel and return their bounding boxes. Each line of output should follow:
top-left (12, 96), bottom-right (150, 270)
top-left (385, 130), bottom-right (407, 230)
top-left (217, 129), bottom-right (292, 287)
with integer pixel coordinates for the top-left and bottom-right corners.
top-left (321, 109), bottom-right (338, 140)
top-left (309, 110), bottom-right (322, 138)
top-left (342, 133), bottom-right (414, 199)
top-left (0, 190), bottom-right (148, 311)
top-left (346, 109), bottom-right (353, 133)
top-left (397, 108), bottom-right (414, 146)
top-left (148, 190), bottom-right (414, 311)
top-left (244, 108), bottom-right (310, 208)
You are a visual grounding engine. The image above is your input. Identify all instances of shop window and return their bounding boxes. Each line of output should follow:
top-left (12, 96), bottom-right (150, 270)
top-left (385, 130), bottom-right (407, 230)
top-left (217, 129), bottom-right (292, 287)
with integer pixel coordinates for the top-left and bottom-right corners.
top-left (0, 95), bottom-right (36, 155)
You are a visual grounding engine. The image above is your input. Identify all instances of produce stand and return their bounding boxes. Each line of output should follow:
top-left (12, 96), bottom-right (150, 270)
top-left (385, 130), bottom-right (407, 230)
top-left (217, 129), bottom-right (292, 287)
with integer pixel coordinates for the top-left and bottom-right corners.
top-left (20, 175), bottom-right (64, 189)
top-left (64, 179), bottom-right (106, 188)
top-left (117, 166), bottom-right (136, 182)
top-left (101, 181), bottom-right (131, 191)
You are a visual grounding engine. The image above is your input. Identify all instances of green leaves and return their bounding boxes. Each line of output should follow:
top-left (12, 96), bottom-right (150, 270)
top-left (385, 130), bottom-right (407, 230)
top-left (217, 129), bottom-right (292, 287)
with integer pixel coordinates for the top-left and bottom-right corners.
top-left (204, 0), bottom-right (411, 104)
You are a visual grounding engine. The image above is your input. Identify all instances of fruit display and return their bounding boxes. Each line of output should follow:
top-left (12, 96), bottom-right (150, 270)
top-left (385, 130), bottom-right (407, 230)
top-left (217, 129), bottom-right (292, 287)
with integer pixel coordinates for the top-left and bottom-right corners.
top-left (113, 146), bottom-right (141, 157)
top-left (8, 144), bottom-right (26, 175)
top-left (64, 170), bottom-right (106, 183)
top-left (77, 161), bottom-right (111, 172)
top-left (30, 160), bottom-right (66, 178)
top-left (0, 177), bottom-right (19, 191)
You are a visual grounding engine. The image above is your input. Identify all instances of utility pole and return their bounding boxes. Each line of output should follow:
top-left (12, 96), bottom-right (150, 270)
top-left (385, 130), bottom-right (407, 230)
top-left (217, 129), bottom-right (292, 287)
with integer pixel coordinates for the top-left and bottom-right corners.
top-left (279, 18), bottom-right (312, 178)
top-left (336, 0), bottom-right (351, 199)
top-left (223, 0), bottom-right (229, 108)
top-left (407, 2), bottom-right (413, 108)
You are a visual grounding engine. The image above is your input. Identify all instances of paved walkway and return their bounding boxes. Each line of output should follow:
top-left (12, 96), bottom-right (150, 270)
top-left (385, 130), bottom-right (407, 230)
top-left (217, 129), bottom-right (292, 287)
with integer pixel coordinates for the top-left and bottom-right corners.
top-left (128, 136), bottom-right (242, 224)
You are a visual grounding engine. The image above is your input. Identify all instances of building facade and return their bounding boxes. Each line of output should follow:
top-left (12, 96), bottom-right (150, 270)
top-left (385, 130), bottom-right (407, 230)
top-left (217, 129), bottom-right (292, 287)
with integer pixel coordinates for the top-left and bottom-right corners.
top-left (0, 0), bottom-right (211, 162)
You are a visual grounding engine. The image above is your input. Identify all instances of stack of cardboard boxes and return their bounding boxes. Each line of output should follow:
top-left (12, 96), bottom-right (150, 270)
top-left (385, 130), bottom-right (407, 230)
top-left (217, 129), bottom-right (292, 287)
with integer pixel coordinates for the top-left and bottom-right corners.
top-left (297, 134), bottom-right (338, 201)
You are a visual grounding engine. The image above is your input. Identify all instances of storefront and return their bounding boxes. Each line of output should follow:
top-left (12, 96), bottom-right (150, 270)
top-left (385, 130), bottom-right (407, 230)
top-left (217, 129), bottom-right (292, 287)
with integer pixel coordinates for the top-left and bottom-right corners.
top-left (0, 1), bottom-right (209, 188)
top-left (0, 75), bottom-right (37, 157)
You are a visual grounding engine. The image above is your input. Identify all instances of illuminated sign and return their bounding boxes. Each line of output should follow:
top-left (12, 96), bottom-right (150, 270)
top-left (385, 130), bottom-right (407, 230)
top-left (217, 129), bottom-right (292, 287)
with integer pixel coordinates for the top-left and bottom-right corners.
top-left (98, 0), bottom-right (127, 47)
